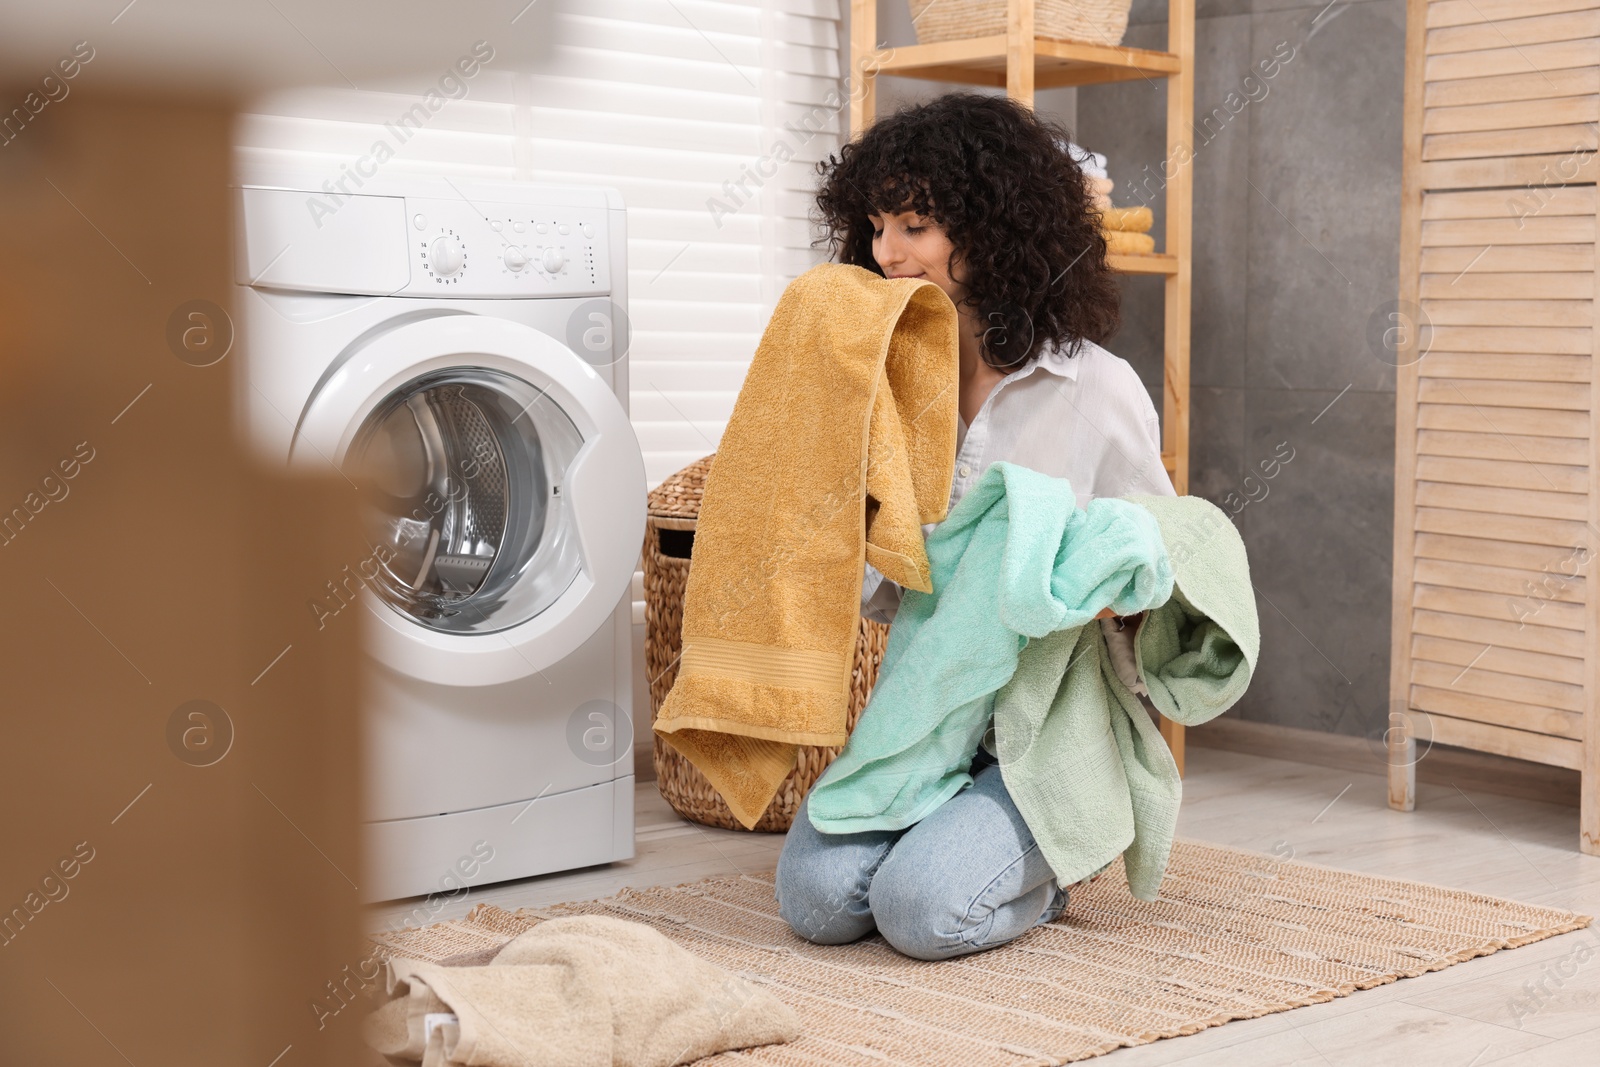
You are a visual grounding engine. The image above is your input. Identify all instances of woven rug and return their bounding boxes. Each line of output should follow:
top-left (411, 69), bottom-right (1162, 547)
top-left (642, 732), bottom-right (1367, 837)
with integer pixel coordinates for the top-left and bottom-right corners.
top-left (367, 839), bottom-right (1591, 1066)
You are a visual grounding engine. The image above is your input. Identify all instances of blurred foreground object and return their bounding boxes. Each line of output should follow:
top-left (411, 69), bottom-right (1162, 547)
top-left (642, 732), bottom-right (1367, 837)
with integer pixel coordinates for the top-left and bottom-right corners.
top-left (0, 92), bottom-right (366, 1065)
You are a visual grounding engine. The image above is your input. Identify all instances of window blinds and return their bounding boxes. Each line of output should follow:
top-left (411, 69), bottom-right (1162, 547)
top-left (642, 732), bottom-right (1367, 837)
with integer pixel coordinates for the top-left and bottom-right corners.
top-left (234, 0), bottom-right (845, 488)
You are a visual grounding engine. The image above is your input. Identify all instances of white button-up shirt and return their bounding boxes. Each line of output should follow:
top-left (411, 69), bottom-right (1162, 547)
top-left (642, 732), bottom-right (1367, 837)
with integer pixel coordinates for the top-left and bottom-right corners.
top-left (861, 336), bottom-right (1176, 624)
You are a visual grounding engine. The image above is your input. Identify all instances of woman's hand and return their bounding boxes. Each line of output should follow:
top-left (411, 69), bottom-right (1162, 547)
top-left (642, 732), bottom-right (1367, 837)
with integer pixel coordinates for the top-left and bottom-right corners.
top-left (1094, 609), bottom-right (1145, 627)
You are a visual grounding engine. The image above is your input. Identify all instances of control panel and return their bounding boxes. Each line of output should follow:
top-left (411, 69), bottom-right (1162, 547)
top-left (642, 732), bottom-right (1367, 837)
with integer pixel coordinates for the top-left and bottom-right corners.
top-left (404, 197), bottom-right (608, 298)
top-left (234, 184), bottom-right (615, 299)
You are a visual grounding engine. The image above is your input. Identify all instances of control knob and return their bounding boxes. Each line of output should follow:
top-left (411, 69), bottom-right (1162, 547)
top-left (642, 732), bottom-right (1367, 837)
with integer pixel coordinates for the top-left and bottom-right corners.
top-left (429, 235), bottom-right (465, 277)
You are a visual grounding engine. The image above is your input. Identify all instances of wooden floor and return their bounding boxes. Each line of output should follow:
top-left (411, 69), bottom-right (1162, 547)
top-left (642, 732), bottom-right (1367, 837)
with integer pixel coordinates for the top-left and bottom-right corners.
top-left (367, 747), bottom-right (1600, 1066)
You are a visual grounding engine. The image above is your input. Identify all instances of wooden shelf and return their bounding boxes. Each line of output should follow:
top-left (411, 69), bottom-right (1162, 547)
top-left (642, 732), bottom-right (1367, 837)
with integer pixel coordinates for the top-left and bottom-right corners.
top-left (869, 35), bottom-right (1182, 89)
top-left (1108, 252), bottom-right (1177, 275)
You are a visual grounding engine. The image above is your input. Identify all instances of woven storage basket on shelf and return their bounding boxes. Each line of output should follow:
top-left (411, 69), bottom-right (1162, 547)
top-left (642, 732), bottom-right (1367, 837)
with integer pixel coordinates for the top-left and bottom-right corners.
top-left (907, 0), bottom-right (1132, 46)
top-left (644, 453), bottom-right (890, 833)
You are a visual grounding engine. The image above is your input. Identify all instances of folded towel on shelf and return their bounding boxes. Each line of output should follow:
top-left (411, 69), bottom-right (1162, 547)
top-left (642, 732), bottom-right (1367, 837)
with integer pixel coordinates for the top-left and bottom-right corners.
top-left (364, 914), bottom-right (801, 1066)
top-left (1098, 205), bottom-right (1154, 233)
top-left (1104, 231), bottom-right (1157, 256)
top-left (1089, 176), bottom-right (1115, 197)
top-left (653, 262), bottom-right (960, 829)
top-left (1062, 139), bottom-right (1109, 180)
top-left (806, 464), bottom-right (1259, 901)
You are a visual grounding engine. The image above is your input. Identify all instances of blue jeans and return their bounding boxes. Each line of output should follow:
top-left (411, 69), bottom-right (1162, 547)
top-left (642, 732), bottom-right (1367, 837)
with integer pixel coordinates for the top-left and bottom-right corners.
top-left (774, 746), bottom-right (1067, 961)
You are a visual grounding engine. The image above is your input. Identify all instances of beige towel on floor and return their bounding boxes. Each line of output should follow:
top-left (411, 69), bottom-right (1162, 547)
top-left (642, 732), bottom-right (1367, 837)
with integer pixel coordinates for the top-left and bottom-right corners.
top-left (653, 262), bottom-right (959, 829)
top-left (364, 914), bottom-right (800, 1067)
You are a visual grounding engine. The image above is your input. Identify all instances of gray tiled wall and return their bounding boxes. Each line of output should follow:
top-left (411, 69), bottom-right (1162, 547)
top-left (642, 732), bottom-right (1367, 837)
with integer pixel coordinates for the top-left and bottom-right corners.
top-left (1078, 0), bottom-right (1407, 741)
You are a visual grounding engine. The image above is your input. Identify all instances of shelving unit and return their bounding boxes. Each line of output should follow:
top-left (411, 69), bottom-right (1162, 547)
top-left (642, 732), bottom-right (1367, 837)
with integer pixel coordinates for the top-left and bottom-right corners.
top-left (848, 0), bottom-right (1195, 771)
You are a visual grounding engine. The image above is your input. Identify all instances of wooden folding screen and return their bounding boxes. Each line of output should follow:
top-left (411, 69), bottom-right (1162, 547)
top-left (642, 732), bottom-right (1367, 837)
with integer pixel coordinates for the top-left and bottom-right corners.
top-left (1389, 0), bottom-right (1599, 853)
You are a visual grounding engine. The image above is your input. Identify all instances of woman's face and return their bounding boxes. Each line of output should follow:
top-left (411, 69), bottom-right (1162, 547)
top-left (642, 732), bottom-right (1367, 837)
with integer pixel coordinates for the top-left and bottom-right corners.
top-left (868, 208), bottom-right (965, 306)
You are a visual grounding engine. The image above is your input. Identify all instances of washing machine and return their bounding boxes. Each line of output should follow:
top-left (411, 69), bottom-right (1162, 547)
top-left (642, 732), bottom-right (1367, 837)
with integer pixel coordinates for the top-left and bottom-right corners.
top-left (233, 166), bottom-right (646, 902)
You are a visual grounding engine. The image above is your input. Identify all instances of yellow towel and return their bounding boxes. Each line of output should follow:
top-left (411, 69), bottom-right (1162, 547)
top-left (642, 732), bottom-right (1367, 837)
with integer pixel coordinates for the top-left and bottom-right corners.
top-left (1104, 230), bottom-right (1156, 255)
top-left (1098, 205), bottom-right (1153, 233)
top-left (1089, 176), bottom-right (1114, 197)
top-left (653, 262), bottom-right (959, 829)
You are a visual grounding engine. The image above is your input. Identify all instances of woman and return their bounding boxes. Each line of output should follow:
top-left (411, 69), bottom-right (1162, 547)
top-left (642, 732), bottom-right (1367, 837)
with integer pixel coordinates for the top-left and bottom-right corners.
top-left (773, 93), bottom-right (1175, 960)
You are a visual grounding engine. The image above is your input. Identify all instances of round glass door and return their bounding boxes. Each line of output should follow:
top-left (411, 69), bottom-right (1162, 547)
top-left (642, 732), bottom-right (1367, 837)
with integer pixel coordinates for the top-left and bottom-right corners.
top-left (349, 368), bottom-right (585, 634)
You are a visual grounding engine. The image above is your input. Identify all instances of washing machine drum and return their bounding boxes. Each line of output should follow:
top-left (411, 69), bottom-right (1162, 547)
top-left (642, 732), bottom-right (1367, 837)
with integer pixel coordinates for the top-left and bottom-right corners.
top-left (352, 368), bottom-right (584, 634)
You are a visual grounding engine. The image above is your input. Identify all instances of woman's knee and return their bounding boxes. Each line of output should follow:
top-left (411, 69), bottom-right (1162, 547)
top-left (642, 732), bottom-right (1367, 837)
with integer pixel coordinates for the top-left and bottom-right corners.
top-left (775, 831), bottom-right (879, 945)
top-left (775, 860), bottom-right (875, 944)
top-left (868, 849), bottom-right (1058, 960)
top-left (867, 852), bottom-right (987, 961)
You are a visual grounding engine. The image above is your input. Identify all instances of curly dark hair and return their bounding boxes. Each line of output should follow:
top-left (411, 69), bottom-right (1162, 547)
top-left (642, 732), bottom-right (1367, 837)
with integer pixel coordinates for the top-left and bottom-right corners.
top-left (811, 92), bottom-right (1119, 371)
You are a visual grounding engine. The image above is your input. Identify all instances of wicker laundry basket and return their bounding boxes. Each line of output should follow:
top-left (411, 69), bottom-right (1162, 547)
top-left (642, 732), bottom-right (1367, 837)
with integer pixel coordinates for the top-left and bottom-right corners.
top-left (907, 0), bottom-right (1133, 47)
top-left (644, 454), bottom-right (891, 833)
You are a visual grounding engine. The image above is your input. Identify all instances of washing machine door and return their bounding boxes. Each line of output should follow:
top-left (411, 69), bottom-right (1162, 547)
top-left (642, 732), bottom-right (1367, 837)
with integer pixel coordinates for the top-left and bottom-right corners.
top-left (294, 315), bottom-right (645, 686)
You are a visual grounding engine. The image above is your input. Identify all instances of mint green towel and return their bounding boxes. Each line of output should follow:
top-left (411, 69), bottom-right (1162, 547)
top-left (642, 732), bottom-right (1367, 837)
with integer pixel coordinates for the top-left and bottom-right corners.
top-left (994, 494), bottom-right (1258, 900)
top-left (1130, 494), bottom-right (1260, 725)
top-left (807, 467), bottom-right (1258, 902)
top-left (806, 462), bottom-right (1173, 832)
